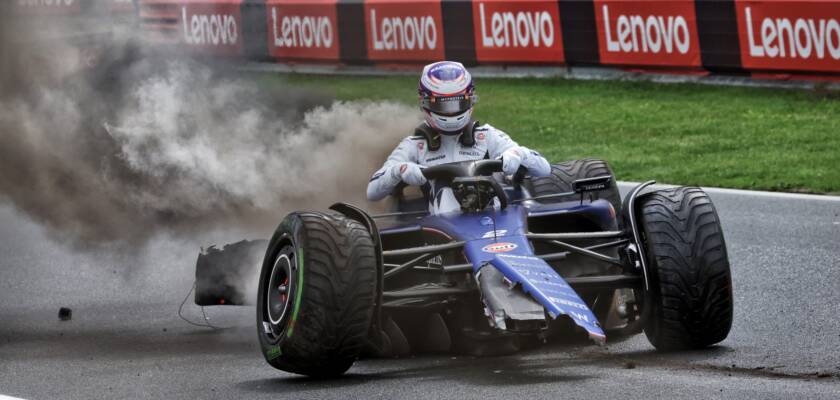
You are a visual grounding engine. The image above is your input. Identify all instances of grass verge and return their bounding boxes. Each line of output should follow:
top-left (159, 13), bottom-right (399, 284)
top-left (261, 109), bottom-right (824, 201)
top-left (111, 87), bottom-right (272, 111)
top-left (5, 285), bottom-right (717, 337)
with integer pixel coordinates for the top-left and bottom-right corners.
top-left (272, 74), bottom-right (840, 194)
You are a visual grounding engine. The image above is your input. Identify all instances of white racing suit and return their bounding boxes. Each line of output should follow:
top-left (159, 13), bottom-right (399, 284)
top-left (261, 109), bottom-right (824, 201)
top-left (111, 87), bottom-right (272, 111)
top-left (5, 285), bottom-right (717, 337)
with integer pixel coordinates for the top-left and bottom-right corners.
top-left (367, 123), bottom-right (551, 214)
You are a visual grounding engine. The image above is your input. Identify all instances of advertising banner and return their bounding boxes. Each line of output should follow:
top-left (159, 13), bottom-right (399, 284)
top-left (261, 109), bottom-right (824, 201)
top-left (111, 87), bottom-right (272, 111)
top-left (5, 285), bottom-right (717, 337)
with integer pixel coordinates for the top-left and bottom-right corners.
top-left (594, 0), bottom-right (702, 67)
top-left (266, 0), bottom-right (339, 60)
top-left (178, 0), bottom-right (244, 56)
top-left (472, 0), bottom-right (564, 63)
top-left (364, 0), bottom-right (446, 62)
top-left (736, 0), bottom-right (840, 73)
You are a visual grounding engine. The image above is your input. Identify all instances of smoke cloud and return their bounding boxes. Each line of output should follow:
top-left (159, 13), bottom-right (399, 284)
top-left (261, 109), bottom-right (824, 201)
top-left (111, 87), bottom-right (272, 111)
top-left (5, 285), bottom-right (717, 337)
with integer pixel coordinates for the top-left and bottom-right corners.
top-left (0, 12), bottom-right (419, 248)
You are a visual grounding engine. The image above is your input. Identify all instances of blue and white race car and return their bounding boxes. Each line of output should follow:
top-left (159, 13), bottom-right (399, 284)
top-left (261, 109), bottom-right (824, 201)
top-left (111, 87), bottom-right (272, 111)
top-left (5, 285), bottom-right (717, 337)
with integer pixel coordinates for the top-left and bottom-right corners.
top-left (195, 158), bottom-right (733, 377)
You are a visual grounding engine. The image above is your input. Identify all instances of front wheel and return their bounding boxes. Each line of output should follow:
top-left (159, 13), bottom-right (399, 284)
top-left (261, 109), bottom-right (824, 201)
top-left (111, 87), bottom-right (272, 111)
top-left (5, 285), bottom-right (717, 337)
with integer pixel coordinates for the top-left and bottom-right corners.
top-left (256, 211), bottom-right (377, 377)
top-left (639, 187), bottom-right (733, 350)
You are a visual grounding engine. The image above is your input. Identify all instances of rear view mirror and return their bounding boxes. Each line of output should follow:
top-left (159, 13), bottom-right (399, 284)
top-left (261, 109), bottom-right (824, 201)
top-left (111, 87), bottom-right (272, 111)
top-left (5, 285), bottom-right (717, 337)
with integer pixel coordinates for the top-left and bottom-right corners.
top-left (572, 175), bottom-right (612, 193)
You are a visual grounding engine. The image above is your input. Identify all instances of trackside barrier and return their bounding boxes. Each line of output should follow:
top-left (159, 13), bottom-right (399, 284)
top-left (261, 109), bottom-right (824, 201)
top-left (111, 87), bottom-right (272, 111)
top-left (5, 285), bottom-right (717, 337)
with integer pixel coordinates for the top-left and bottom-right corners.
top-left (137, 0), bottom-right (840, 79)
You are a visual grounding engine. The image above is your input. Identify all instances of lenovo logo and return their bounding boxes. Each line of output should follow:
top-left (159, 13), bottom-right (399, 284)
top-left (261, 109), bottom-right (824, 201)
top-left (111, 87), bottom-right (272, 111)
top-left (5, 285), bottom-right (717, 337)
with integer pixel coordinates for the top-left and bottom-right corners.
top-left (271, 7), bottom-right (334, 49)
top-left (370, 9), bottom-right (438, 51)
top-left (744, 7), bottom-right (840, 60)
top-left (181, 7), bottom-right (239, 46)
top-left (477, 3), bottom-right (555, 48)
top-left (602, 5), bottom-right (690, 55)
top-left (472, 1), bottom-right (563, 63)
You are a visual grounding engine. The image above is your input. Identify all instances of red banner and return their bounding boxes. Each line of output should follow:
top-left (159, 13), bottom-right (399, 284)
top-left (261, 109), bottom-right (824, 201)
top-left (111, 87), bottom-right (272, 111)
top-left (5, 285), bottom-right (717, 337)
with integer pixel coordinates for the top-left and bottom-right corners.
top-left (179, 0), bottom-right (243, 56)
top-left (736, 1), bottom-right (840, 73)
top-left (266, 0), bottom-right (340, 60)
top-left (472, 0), bottom-right (564, 63)
top-left (594, 0), bottom-right (702, 67)
top-left (364, 0), bottom-right (445, 62)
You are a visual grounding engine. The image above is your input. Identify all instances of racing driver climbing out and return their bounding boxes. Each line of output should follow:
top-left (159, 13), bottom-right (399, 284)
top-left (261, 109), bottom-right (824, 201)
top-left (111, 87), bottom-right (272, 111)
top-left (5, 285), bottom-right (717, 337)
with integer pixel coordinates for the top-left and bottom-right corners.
top-left (195, 60), bottom-right (733, 379)
top-left (367, 61), bottom-right (552, 213)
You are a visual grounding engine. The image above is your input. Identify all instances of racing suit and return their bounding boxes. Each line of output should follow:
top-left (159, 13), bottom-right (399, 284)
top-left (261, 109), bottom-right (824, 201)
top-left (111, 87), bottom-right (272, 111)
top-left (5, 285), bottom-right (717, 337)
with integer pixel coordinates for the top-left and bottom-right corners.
top-left (367, 123), bottom-right (551, 213)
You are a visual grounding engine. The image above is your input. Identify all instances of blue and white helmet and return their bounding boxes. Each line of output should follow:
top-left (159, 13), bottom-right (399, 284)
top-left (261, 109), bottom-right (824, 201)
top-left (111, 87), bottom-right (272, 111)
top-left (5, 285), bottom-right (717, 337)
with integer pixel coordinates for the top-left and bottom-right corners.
top-left (418, 61), bottom-right (476, 133)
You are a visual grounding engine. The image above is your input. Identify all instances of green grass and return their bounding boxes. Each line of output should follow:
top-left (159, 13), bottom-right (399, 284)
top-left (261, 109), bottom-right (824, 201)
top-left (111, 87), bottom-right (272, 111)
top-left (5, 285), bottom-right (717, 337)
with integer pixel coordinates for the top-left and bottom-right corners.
top-left (274, 74), bottom-right (840, 194)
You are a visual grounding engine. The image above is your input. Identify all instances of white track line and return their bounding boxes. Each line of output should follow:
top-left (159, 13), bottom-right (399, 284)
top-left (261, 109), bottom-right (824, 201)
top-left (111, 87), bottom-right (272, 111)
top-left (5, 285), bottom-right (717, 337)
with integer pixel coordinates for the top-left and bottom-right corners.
top-left (617, 182), bottom-right (840, 202)
top-left (0, 395), bottom-right (28, 400)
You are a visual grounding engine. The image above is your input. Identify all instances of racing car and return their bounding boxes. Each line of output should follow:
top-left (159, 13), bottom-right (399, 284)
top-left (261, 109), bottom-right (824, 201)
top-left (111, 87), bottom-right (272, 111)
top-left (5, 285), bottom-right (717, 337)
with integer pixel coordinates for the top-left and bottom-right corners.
top-left (193, 159), bottom-right (733, 377)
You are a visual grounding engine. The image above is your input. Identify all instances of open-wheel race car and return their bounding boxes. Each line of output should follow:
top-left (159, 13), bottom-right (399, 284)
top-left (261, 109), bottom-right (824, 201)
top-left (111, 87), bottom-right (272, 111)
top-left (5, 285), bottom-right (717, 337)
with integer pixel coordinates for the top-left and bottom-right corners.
top-left (194, 159), bottom-right (733, 377)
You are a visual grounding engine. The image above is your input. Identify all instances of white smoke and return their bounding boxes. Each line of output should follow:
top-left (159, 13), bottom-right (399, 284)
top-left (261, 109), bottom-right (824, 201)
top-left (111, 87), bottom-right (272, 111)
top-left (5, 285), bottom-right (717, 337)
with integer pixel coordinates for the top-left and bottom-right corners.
top-left (108, 63), bottom-right (417, 217)
top-left (0, 25), bottom-right (419, 246)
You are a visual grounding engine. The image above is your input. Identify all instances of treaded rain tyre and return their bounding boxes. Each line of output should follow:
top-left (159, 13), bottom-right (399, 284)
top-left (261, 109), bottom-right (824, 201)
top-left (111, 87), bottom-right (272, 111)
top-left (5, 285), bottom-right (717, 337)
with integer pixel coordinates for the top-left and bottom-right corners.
top-left (256, 211), bottom-right (377, 377)
top-left (639, 187), bottom-right (733, 350)
top-left (525, 158), bottom-right (621, 212)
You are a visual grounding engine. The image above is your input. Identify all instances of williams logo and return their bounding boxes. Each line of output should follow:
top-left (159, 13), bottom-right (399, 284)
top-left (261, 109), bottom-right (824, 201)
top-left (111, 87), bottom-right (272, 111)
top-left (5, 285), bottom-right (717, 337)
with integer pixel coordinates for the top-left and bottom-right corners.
top-left (482, 242), bottom-right (518, 253)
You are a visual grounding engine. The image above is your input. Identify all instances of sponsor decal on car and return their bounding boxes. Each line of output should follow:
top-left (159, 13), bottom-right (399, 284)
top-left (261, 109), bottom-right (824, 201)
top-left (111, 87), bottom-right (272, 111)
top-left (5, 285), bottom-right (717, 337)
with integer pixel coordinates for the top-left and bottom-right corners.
top-left (472, 0), bottom-right (564, 63)
top-left (481, 229), bottom-right (507, 238)
top-left (594, 0), bottom-right (701, 67)
top-left (736, 1), bottom-right (840, 72)
top-left (482, 242), bottom-right (518, 253)
top-left (180, 2), bottom-right (243, 55)
top-left (267, 0), bottom-right (339, 60)
top-left (365, 0), bottom-right (445, 61)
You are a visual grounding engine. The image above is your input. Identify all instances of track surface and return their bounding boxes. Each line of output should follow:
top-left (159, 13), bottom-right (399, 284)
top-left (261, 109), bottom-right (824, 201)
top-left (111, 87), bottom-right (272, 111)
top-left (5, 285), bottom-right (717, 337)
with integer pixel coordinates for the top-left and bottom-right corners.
top-left (0, 186), bottom-right (839, 399)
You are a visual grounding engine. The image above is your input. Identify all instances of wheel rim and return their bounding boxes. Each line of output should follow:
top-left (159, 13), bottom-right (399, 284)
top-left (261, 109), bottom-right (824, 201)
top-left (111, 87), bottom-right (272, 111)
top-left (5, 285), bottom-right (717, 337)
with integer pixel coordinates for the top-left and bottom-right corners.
top-left (267, 252), bottom-right (294, 326)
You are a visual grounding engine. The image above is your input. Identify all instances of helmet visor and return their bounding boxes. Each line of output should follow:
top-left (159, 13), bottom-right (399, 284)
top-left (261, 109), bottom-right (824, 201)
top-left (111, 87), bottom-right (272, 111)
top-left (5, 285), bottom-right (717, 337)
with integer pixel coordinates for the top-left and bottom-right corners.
top-left (420, 94), bottom-right (475, 116)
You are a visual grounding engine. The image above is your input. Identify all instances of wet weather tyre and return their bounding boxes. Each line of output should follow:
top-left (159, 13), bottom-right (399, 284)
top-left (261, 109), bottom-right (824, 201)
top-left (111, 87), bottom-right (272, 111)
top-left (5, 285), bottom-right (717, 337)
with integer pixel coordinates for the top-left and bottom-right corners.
top-left (256, 211), bottom-right (377, 377)
top-left (525, 159), bottom-right (621, 213)
top-left (638, 187), bottom-right (733, 350)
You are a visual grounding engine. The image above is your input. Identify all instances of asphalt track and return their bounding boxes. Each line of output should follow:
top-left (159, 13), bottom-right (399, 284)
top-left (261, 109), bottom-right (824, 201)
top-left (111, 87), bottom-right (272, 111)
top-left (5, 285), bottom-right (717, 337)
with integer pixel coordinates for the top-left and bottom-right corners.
top-left (0, 184), bottom-right (839, 399)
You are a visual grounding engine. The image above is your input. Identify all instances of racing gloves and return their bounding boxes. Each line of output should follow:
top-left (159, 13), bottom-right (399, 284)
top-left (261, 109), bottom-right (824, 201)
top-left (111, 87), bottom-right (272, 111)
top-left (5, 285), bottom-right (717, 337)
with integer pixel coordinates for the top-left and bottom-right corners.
top-left (393, 162), bottom-right (427, 186)
top-left (501, 146), bottom-right (551, 177)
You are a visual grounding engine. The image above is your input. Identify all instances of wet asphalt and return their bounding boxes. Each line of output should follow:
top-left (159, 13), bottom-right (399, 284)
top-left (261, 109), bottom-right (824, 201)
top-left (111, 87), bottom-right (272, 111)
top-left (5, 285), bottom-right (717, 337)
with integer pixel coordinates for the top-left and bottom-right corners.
top-left (0, 185), bottom-right (838, 399)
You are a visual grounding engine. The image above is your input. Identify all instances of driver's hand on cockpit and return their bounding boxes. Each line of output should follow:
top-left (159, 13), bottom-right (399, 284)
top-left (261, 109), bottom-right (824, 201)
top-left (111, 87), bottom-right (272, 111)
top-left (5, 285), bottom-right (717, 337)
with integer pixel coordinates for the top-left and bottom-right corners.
top-left (395, 162), bottom-right (427, 186)
top-left (501, 148), bottom-right (524, 176)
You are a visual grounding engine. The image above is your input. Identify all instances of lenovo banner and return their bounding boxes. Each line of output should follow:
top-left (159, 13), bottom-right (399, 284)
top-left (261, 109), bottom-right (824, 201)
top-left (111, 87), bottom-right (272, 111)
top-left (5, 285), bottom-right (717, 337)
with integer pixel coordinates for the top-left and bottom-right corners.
top-left (594, 0), bottom-right (702, 68)
top-left (179, 0), bottom-right (243, 56)
top-left (472, 0), bottom-right (564, 63)
top-left (736, 1), bottom-right (840, 73)
top-left (364, 0), bottom-right (445, 62)
top-left (266, 0), bottom-right (339, 60)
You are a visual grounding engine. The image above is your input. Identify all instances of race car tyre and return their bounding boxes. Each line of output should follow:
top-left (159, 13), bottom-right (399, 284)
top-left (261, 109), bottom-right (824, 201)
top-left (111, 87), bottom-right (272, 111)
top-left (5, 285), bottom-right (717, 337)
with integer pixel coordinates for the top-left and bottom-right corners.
top-left (638, 187), bottom-right (733, 350)
top-left (525, 158), bottom-right (621, 213)
top-left (256, 211), bottom-right (377, 377)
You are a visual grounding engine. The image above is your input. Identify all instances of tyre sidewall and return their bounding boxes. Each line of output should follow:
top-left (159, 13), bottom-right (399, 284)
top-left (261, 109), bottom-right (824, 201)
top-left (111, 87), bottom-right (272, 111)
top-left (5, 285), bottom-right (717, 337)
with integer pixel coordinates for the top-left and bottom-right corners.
top-left (256, 214), bottom-right (304, 368)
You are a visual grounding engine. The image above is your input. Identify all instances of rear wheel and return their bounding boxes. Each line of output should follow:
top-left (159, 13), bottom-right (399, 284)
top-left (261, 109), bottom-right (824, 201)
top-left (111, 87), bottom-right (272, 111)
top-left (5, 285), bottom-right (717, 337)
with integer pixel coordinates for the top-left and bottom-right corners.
top-left (639, 187), bottom-right (733, 350)
top-left (256, 212), bottom-right (377, 377)
top-left (525, 159), bottom-right (623, 327)
top-left (525, 158), bottom-right (621, 213)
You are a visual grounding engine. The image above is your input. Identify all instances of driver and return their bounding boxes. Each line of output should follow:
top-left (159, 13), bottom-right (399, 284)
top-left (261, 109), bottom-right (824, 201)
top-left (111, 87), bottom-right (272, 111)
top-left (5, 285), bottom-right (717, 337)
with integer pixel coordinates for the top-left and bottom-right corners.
top-left (367, 61), bottom-right (551, 213)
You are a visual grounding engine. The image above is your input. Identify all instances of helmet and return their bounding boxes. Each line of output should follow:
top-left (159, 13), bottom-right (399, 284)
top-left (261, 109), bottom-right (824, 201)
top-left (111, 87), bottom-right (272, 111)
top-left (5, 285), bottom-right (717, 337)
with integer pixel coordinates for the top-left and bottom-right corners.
top-left (418, 61), bottom-right (476, 133)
